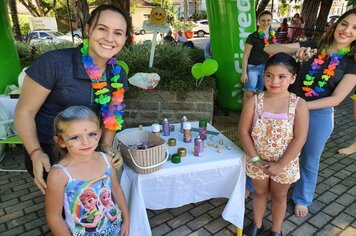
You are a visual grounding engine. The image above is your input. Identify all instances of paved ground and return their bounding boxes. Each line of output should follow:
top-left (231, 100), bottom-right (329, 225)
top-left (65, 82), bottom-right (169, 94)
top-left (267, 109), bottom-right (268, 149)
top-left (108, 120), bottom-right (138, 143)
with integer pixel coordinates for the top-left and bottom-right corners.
top-left (1, 97), bottom-right (355, 236)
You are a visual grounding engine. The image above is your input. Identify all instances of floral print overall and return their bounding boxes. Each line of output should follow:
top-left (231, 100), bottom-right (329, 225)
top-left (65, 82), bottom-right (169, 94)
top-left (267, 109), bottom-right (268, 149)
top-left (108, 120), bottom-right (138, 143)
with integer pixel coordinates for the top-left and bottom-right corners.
top-left (246, 92), bottom-right (300, 184)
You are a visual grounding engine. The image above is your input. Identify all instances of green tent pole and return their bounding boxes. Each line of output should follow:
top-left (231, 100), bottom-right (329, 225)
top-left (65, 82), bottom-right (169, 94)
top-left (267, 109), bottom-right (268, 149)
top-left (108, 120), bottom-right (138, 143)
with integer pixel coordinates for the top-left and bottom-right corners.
top-left (0, 0), bottom-right (22, 93)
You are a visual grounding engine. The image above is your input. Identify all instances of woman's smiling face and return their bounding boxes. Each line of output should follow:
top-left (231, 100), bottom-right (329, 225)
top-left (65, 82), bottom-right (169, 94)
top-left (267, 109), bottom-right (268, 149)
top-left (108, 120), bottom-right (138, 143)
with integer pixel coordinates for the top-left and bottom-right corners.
top-left (86, 9), bottom-right (127, 65)
top-left (333, 13), bottom-right (356, 47)
top-left (258, 14), bottom-right (272, 30)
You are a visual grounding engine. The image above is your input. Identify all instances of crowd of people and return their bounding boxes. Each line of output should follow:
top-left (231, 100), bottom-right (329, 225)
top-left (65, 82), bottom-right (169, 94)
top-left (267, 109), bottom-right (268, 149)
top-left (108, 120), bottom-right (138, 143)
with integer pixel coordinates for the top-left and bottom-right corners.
top-left (11, 3), bottom-right (355, 235)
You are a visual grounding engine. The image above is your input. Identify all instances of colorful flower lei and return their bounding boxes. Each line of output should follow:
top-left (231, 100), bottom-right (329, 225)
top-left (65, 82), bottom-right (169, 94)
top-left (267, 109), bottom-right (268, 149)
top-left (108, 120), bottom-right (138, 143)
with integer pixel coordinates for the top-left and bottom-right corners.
top-left (302, 47), bottom-right (350, 97)
top-left (258, 26), bottom-right (277, 46)
top-left (81, 39), bottom-right (125, 131)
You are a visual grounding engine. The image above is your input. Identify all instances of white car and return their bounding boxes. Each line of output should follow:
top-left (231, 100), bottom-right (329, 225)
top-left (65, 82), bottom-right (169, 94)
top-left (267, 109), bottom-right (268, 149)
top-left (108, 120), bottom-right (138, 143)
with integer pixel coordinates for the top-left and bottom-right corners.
top-left (67, 28), bottom-right (83, 39)
top-left (27, 30), bottom-right (77, 44)
top-left (192, 20), bottom-right (209, 37)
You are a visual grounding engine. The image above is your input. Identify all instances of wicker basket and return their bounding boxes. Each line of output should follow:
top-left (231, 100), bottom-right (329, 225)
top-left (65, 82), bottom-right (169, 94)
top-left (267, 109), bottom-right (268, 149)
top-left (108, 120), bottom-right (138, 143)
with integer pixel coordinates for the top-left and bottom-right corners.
top-left (117, 130), bottom-right (169, 174)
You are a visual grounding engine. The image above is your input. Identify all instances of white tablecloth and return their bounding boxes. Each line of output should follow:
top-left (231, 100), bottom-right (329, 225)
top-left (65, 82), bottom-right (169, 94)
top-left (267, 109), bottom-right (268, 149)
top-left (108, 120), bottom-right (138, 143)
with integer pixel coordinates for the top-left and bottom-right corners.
top-left (117, 122), bottom-right (246, 236)
top-left (0, 95), bottom-right (18, 118)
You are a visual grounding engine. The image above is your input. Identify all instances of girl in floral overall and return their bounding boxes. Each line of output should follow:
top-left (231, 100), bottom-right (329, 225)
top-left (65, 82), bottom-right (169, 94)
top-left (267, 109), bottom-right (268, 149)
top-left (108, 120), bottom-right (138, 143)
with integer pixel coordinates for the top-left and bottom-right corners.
top-left (239, 53), bottom-right (309, 236)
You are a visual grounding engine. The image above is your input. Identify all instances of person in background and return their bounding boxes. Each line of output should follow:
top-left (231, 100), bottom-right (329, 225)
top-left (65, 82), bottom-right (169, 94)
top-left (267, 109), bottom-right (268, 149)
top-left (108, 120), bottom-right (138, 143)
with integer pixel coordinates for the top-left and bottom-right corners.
top-left (287, 13), bottom-right (301, 42)
top-left (14, 4), bottom-right (130, 194)
top-left (239, 53), bottom-right (308, 236)
top-left (277, 18), bottom-right (288, 44)
top-left (264, 8), bottom-right (356, 218)
top-left (295, 16), bottom-right (305, 41)
top-left (45, 106), bottom-right (129, 236)
top-left (177, 30), bottom-right (188, 43)
top-left (163, 30), bottom-right (175, 43)
top-left (204, 41), bottom-right (212, 59)
top-left (177, 30), bottom-right (194, 48)
top-left (241, 10), bottom-right (277, 105)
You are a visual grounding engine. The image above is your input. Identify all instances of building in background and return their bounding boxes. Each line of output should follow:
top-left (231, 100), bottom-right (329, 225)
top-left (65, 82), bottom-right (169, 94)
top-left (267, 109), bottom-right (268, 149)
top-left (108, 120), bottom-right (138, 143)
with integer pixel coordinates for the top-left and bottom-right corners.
top-left (131, 0), bottom-right (155, 34)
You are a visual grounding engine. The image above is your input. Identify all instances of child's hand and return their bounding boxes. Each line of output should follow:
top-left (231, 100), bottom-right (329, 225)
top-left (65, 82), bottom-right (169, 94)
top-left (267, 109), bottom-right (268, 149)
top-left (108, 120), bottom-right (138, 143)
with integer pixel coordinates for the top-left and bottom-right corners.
top-left (265, 162), bottom-right (283, 176)
top-left (120, 220), bottom-right (130, 236)
top-left (240, 72), bottom-right (248, 84)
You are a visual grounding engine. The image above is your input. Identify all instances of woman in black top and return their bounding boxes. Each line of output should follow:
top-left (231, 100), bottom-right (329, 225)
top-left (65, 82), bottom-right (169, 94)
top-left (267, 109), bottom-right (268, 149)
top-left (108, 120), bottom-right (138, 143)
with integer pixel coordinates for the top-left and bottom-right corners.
top-left (264, 8), bottom-right (356, 218)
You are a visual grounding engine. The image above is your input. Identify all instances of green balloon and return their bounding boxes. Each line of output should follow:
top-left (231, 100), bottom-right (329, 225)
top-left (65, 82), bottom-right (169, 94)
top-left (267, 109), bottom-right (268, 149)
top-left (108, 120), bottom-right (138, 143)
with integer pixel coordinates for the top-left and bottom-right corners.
top-left (191, 63), bottom-right (203, 80)
top-left (202, 59), bottom-right (218, 76)
top-left (117, 60), bottom-right (129, 74)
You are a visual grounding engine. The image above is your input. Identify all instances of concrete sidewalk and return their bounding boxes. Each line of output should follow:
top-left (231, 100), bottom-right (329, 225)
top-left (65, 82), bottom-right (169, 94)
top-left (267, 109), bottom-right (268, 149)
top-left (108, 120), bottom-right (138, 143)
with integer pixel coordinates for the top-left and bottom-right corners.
top-left (0, 98), bottom-right (355, 235)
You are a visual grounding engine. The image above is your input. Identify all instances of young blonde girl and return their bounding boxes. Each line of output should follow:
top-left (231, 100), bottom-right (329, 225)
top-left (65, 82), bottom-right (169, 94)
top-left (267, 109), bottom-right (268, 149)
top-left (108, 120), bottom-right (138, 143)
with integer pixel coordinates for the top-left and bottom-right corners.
top-left (239, 53), bottom-right (309, 236)
top-left (45, 106), bottom-right (129, 236)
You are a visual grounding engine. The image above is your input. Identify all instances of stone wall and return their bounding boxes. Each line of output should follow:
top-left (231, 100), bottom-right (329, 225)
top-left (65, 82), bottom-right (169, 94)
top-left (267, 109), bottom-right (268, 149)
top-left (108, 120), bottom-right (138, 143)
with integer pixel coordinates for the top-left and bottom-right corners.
top-left (123, 88), bottom-right (214, 128)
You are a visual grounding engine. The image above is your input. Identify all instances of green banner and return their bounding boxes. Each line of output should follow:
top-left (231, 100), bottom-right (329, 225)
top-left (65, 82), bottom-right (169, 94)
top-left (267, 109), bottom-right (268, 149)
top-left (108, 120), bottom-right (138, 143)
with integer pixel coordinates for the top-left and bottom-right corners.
top-left (206, 0), bottom-right (256, 111)
top-left (0, 1), bottom-right (21, 93)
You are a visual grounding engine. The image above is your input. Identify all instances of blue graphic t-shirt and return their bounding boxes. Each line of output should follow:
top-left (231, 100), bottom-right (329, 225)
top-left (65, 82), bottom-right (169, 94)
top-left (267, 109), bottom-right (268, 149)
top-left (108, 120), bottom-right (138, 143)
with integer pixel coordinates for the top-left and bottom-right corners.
top-left (53, 152), bottom-right (122, 236)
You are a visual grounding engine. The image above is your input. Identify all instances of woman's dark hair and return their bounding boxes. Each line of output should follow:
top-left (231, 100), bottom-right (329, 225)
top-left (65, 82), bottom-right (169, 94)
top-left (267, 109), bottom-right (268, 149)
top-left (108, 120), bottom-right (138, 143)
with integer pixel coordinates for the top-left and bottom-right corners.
top-left (265, 52), bottom-right (300, 75)
top-left (86, 4), bottom-right (132, 37)
top-left (318, 8), bottom-right (356, 61)
top-left (258, 10), bottom-right (272, 20)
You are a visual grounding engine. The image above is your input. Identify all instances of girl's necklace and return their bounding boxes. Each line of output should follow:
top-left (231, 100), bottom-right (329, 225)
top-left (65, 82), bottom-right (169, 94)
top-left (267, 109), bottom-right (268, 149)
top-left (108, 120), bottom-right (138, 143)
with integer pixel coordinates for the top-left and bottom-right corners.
top-left (258, 26), bottom-right (277, 46)
top-left (302, 47), bottom-right (350, 97)
top-left (81, 39), bottom-right (125, 131)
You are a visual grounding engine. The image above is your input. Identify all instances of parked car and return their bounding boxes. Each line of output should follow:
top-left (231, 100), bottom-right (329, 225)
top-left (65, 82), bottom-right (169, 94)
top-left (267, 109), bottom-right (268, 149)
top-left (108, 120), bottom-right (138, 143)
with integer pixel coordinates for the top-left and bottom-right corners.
top-left (192, 20), bottom-right (209, 37)
top-left (328, 15), bottom-right (340, 20)
top-left (67, 28), bottom-right (83, 39)
top-left (26, 30), bottom-right (77, 44)
top-left (133, 27), bottom-right (146, 35)
top-left (271, 18), bottom-right (280, 30)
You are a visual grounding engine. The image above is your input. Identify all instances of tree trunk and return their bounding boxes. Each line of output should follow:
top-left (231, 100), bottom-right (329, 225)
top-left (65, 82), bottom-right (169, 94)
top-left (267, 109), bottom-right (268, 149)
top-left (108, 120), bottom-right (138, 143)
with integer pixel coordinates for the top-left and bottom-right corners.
top-left (256, 0), bottom-right (270, 18)
top-left (313, 0), bottom-right (333, 43)
top-left (73, 0), bottom-right (89, 36)
top-left (184, 0), bottom-right (188, 22)
top-left (18, 0), bottom-right (41, 16)
top-left (8, 0), bottom-right (22, 41)
top-left (301, 0), bottom-right (321, 39)
top-left (18, 0), bottom-right (57, 17)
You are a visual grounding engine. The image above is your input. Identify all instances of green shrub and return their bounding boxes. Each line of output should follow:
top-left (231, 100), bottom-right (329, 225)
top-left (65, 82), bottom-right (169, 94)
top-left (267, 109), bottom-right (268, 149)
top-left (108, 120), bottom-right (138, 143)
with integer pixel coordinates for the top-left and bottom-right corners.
top-left (16, 41), bottom-right (77, 68)
top-left (16, 41), bottom-right (215, 96)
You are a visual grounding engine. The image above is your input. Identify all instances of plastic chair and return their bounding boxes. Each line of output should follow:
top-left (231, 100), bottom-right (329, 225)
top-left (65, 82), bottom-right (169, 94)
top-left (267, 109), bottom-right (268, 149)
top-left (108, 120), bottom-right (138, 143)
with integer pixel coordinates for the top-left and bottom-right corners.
top-left (0, 118), bottom-right (26, 172)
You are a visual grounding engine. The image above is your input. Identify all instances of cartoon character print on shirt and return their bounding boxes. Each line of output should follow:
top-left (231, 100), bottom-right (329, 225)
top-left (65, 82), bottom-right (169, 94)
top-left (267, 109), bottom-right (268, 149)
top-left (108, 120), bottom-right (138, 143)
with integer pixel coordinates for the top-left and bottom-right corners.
top-left (68, 176), bottom-right (122, 236)
top-left (75, 189), bottom-right (101, 233)
top-left (99, 184), bottom-right (121, 223)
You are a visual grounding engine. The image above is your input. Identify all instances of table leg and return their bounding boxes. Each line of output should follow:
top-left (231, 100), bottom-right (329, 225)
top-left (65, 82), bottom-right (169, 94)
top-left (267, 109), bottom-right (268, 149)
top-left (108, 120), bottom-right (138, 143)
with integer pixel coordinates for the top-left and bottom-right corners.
top-left (237, 227), bottom-right (242, 236)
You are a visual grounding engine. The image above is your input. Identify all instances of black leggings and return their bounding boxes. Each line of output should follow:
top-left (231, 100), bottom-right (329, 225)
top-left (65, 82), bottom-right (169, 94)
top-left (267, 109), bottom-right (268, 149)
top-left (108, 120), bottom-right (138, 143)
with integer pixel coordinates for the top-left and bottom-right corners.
top-left (24, 143), bottom-right (56, 179)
